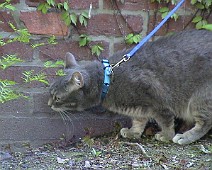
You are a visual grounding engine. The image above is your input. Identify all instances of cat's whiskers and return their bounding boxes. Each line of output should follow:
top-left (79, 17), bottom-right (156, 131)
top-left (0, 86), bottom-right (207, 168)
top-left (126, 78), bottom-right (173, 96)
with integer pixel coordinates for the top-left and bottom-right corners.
top-left (59, 111), bottom-right (70, 132)
top-left (62, 111), bottom-right (75, 135)
top-left (64, 110), bottom-right (84, 133)
top-left (59, 111), bottom-right (74, 138)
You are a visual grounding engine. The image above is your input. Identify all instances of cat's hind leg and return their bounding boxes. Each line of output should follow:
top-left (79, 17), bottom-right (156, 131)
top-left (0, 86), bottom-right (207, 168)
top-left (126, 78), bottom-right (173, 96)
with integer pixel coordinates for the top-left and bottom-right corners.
top-left (173, 91), bottom-right (212, 145)
top-left (120, 118), bottom-right (148, 139)
top-left (173, 118), bottom-right (212, 145)
top-left (173, 112), bottom-right (212, 144)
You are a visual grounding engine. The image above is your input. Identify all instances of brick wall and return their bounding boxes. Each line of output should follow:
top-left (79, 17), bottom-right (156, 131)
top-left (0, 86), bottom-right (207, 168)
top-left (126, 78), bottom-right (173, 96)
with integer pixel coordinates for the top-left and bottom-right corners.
top-left (0, 0), bottom-right (197, 151)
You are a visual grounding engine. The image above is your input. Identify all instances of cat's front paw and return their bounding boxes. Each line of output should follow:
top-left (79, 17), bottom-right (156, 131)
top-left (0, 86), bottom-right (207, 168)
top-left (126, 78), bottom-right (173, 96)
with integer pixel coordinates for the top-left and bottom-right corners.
top-left (173, 134), bottom-right (192, 145)
top-left (120, 128), bottom-right (141, 139)
top-left (155, 132), bottom-right (171, 142)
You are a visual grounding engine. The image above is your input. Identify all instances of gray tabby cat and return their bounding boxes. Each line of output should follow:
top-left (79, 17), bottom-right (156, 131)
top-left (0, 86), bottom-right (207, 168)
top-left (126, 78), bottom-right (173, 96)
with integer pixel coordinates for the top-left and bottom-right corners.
top-left (48, 30), bottom-right (212, 145)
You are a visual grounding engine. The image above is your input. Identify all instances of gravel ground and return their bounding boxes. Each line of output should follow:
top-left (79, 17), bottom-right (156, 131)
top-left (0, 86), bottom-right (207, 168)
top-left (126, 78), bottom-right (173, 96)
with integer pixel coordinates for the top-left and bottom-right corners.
top-left (0, 130), bottom-right (211, 170)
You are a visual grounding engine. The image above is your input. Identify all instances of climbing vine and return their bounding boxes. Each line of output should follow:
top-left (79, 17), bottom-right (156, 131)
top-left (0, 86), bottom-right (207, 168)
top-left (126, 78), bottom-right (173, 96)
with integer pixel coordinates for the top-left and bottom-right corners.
top-left (37, 0), bottom-right (104, 56)
top-left (152, 0), bottom-right (212, 30)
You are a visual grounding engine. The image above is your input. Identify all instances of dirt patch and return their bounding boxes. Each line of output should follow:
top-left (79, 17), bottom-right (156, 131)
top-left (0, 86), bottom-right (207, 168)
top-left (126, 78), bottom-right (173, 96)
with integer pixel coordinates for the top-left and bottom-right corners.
top-left (0, 132), bottom-right (211, 169)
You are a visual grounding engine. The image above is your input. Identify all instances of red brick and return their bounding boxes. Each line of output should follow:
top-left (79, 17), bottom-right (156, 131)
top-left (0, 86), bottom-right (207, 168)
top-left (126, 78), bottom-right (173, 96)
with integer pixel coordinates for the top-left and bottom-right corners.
top-left (104, 0), bottom-right (195, 12)
top-left (0, 94), bottom-right (31, 116)
top-left (26, 0), bottom-right (64, 7)
top-left (0, 11), bottom-right (17, 32)
top-left (33, 92), bottom-right (53, 113)
top-left (39, 39), bottom-right (109, 61)
top-left (25, 0), bottom-right (45, 7)
top-left (123, 15), bottom-right (143, 33)
top-left (69, 0), bottom-right (99, 9)
top-left (26, 0), bottom-right (98, 9)
top-left (0, 0), bottom-right (19, 4)
top-left (0, 41), bottom-right (33, 61)
top-left (167, 16), bottom-right (195, 32)
top-left (103, 0), bottom-right (164, 11)
top-left (148, 15), bottom-right (195, 36)
top-left (20, 11), bottom-right (69, 36)
top-left (114, 41), bottom-right (133, 54)
top-left (78, 14), bottom-right (143, 36)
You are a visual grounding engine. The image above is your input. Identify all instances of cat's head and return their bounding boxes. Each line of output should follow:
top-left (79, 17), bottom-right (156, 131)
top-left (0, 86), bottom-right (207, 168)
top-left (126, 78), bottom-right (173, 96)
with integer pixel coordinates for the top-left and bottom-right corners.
top-left (48, 52), bottom-right (102, 112)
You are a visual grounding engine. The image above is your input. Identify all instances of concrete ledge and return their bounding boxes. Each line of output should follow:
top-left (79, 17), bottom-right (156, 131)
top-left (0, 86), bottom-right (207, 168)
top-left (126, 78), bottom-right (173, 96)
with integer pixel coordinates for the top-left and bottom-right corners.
top-left (0, 104), bottom-right (130, 151)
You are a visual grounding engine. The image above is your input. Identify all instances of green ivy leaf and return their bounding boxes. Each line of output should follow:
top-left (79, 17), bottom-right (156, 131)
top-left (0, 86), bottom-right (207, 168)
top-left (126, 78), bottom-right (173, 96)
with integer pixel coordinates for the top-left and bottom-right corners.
top-left (38, 3), bottom-right (51, 14)
top-left (0, 0), bottom-right (16, 11)
top-left (132, 34), bottom-right (141, 44)
top-left (91, 44), bottom-right (104, 56)
top-left (125, 33), bottom-right (134, 44)
top-left (125, 33), bottom-right (142, 45)
top-left (79, 12), bottom-right (89, 27)
top-left (205, 0), bottom-right (212, 8)
top-left (22, 70), bottom-right (49, 85)
top-left (0, 55), bottom-right (23, 70)
top-left (48, 35), bottom-right (58, 45)
top-left (171, 0), bottom-right (177, 5)
top-left (79, 37), bottom-right (87, 47)
top-left (195, 20), bottom-right (207, 30)
top-left (195, 3), bottom-right (205, 9)
top-left (4, 4), bottom-right (16, 11)
top-left (37, 3), bottom-right (44, 11)
top-left (63, 1), bottom-right (69, 11)
top-left (202, 24), bottom-right (212, 31)
top-left (31, 43), bottom-right (45, 48)
top-left (61, 11), bottom-right (71, 25)
top-left (161, 11), bottom-right (169, 19)
top-left (0, 79), bottom-right (25, 103)
top-left (79, 34), bottom-right (91, 47)
top-left (159, 7), bottom-right (169, 13)
top-left (81, 11), bottom-right (89, 18)
top-left (196, 21), bottom-right (203, 29)
top-left (191, 0), bottom-right (197, 5)
top-left (57, 3), bottom-right (63, 9)
top-left (79, 15), bottom-right (85, 26)
top-left (70, 13), bottom-right (77, 25)
top-left (47, 0), bottom-right (55, 6)
top-left (44, 61), bottom-right (53, 68)
top-left (192, 16), bottom-right (203, 23)
top-left (171, 13), bottom-right (179, 21)
top-left (44, 60), bottom-right (65, 68)
top-left (55, 60), bottom-right (65, 66)
top-left (8, 22), bottom-right (17, 31)
top-left (56, 69), bottom-right (66, 76)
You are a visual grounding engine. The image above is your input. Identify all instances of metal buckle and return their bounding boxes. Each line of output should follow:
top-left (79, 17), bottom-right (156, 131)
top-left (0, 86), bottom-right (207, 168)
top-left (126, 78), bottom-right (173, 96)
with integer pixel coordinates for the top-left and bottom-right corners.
top-left (111, 55), bottom-right (130, 70)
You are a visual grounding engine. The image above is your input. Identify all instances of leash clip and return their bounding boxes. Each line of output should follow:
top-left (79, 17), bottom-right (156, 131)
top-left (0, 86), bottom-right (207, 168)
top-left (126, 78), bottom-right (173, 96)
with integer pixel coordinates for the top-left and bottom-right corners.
top-left (111, 55), bottom-right (130, 70)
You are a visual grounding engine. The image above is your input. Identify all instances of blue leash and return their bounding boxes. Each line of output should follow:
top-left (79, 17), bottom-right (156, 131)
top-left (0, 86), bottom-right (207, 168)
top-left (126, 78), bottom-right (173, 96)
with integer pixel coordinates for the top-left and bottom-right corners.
top-left (101, 0), bottom-right (185, 100)
top-left (126, 0), bottom-right (185, 59)
top-left (111, 0), bottom-right (185, 69)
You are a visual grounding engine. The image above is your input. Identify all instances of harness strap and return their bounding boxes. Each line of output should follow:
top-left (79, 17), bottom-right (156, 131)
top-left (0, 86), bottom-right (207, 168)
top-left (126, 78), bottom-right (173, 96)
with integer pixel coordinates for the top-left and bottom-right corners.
top-left (101, 59), bottom-right (112, 100)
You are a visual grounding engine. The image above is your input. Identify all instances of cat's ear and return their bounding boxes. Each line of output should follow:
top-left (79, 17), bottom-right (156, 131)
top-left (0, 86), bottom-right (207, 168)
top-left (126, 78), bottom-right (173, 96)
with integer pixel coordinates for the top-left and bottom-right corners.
top-left (70, 72), bottom-right (84, 88)
top-left (65, 52), bottom-right (78, 68)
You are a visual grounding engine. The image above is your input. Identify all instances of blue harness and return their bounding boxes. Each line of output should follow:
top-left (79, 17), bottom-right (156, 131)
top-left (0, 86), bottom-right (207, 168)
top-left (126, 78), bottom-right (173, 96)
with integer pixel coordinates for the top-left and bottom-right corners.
top-left (101, 0), bottom-right (185, 100)
top-left (101, 59), bottom-right (112, 100)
